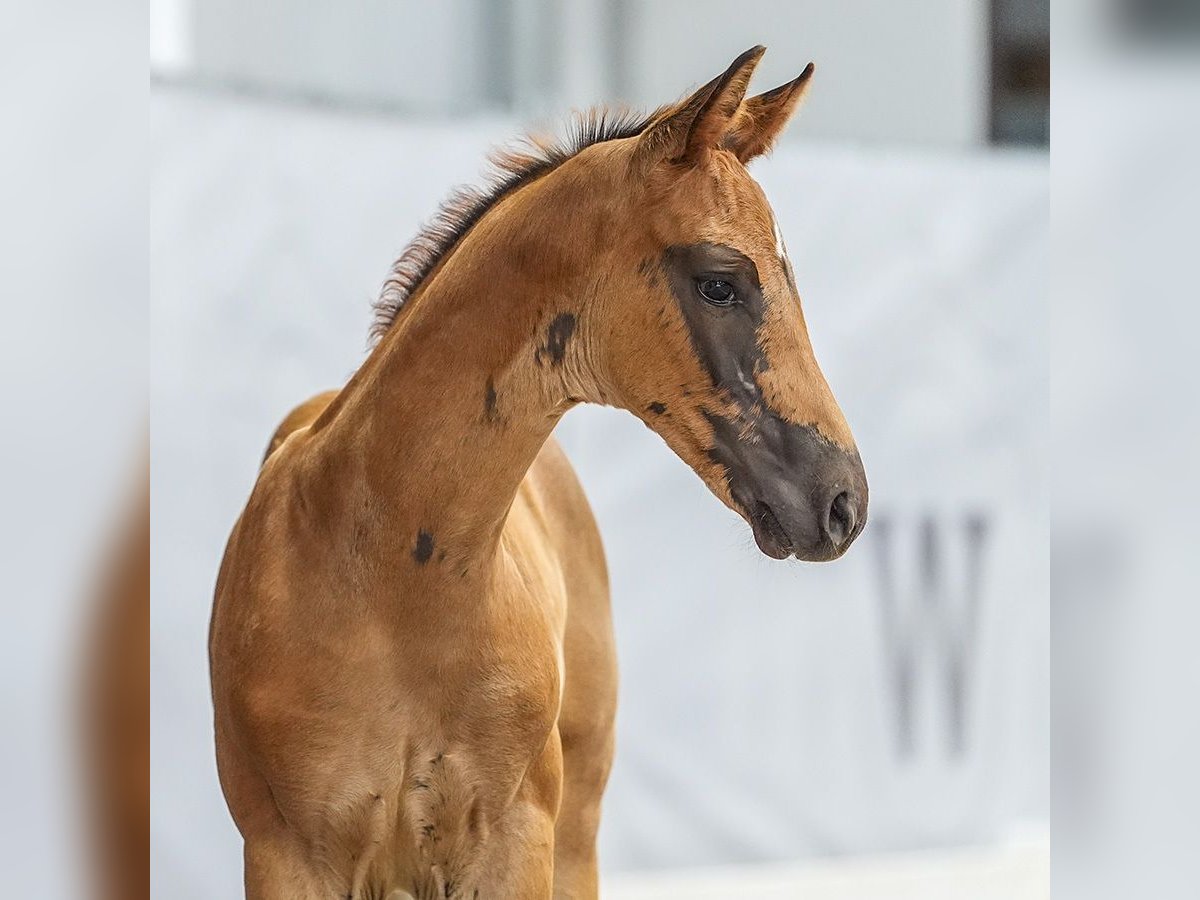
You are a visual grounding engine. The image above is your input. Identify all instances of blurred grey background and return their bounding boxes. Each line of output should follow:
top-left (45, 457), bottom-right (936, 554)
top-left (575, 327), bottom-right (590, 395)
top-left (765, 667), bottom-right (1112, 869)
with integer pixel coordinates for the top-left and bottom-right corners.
top-left (150, 1), bottom-right (1049, 897)
top-left (153, 0), bottom-right (1048, 148)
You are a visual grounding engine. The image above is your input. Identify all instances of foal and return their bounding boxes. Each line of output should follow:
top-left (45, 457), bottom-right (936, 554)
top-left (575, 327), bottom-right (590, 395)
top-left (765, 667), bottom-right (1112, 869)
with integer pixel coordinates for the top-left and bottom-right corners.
top-left (211, 46), bottom-right (867, 899)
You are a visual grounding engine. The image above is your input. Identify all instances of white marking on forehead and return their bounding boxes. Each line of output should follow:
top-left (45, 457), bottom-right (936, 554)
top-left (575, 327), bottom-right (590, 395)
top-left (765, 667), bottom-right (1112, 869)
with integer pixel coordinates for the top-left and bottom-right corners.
top-left (768, 208), bottom-right (800, 294)
top-left (771, 212), bottom-right (790, 265)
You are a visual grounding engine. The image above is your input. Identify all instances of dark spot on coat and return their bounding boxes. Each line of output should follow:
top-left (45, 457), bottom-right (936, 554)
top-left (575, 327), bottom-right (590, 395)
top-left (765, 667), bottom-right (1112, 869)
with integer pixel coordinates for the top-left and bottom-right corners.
top-left (648, 401), bottom-right (667, 415)
top-left (483, 377), bottom-right (498, 422)
top-left (637, 257), bottom-right (664, 288)
top-left (413, 530), bottom-right (435, 564)
top-left (534, 313), bottom-right (576, 367)
top-left (637, 257), bottom-right (658, 278)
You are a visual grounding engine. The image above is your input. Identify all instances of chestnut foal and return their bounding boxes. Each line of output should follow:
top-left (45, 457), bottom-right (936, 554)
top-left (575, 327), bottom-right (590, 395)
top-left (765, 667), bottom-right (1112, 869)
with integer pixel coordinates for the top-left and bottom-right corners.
top-left (211, 46), bottom-right (867, 900)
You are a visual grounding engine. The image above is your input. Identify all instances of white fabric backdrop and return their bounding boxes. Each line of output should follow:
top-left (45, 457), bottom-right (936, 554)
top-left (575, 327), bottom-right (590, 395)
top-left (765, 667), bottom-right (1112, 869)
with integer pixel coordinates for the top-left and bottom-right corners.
top-left (151, 88), bottom-right (1047, 897)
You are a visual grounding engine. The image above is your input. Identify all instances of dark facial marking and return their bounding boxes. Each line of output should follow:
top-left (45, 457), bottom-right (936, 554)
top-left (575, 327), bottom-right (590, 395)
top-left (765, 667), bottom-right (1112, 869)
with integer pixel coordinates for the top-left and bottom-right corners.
top-left (413, 530), bottom-right (435, 564)
top-left (535, 313), bottom-right (577, 367)
top-left (483, 377), bottom-right (498, 422)
top-left (703, 408), bottom-right (863, 554)
top-left (661, 243), bottom-right (864, 558)
top-left (648, 401), bottom-right (667, 415)
top-left (661, 243), bottom-right (766, 410)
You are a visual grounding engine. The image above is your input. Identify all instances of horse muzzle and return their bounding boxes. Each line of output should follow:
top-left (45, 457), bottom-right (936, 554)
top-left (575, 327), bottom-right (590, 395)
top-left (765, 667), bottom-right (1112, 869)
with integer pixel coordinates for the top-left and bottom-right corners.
top-left (707, 411), bottom-right (868, 562)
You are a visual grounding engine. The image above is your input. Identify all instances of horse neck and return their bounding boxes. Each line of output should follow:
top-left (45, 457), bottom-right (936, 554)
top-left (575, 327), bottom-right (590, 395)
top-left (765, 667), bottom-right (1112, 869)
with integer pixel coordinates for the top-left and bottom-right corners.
top-left (304, 168), bottom-right (611, 578)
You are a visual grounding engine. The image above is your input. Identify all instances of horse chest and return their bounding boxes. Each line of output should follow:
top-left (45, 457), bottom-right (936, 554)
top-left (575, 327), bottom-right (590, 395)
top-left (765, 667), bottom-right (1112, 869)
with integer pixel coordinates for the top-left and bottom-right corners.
top-left (380, 652), bottom-right (563, 894)
top-left (380, 568), bottom-right (565, 881)
top-left (407, 592), bottom-right (564, 768)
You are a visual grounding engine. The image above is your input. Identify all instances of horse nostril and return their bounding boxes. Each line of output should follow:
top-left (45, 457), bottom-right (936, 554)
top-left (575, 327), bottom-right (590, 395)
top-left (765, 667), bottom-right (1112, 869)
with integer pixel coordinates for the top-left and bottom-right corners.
top-left (826, 491), bottom-right (856, 546)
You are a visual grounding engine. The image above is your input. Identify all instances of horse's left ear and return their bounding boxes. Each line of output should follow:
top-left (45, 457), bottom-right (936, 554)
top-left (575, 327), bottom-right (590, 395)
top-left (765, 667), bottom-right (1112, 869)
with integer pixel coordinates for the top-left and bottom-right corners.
top-left (722, 62), bottom-right (815, 163)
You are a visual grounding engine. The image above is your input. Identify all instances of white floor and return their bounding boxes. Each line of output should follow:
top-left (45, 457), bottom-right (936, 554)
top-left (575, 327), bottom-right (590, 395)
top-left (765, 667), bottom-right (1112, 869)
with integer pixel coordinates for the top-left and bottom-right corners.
top-left (604, 836), bottom-right (1049, 900)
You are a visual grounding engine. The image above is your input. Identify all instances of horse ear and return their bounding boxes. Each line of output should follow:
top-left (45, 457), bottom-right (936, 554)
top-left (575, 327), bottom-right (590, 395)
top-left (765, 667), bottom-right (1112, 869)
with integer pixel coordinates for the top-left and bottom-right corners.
top-left (722, 63), bottom-right (815, 163)
top-left (637, 46), bottom-right (766, 167)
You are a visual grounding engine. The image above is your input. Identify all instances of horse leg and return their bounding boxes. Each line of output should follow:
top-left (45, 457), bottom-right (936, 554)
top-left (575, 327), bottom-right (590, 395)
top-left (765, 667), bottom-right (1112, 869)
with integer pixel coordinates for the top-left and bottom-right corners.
top-left (551, 721), bottom-right (614, 899)
top-left (472, 731), bottom-right (563, 899)
top-left (552, 539), bottom-right (617, 900)
top-left (243, 833), bottom-right (335, 900)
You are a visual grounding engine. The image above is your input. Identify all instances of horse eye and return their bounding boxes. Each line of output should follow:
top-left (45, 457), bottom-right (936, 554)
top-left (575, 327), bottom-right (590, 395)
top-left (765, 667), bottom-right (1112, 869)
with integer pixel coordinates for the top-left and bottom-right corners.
top-left (696, 278), bottom-right (735, 306)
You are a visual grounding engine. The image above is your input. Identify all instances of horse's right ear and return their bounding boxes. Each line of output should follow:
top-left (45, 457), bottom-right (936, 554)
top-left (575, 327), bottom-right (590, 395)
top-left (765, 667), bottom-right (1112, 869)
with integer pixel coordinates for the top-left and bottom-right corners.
top-left (636, 46), bottom-right (765, 169)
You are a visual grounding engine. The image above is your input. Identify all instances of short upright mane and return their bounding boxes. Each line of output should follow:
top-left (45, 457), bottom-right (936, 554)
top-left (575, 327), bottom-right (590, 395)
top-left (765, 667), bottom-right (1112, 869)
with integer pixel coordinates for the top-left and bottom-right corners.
top-left (370, 106), bottom-right (659, 343)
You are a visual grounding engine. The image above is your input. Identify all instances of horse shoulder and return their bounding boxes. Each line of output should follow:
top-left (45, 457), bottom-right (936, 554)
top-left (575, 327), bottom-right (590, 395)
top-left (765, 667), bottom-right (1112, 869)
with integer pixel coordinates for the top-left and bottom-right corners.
top-left (521, 437), bottom-right (608, 593)
top-left (518, 436), bottom-right (617, 761)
